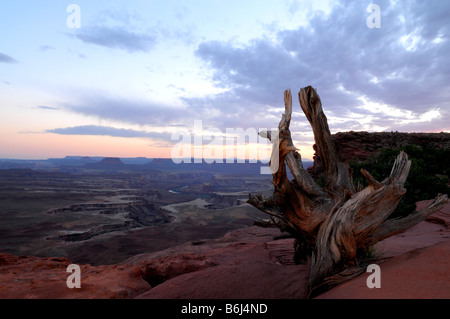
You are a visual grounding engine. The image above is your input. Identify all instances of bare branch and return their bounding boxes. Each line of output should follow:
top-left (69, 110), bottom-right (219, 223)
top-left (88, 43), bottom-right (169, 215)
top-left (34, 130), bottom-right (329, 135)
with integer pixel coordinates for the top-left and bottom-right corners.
top-left (360, 169), bottom-right (382, 189)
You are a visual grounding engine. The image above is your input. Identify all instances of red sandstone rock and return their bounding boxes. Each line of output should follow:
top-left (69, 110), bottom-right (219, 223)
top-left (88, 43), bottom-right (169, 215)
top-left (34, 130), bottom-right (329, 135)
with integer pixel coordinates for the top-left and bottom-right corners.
top-left (135, 200), bottom-right (450, 299)
top-left (315, 241), bottom-right (450, 299)
top-left (375, 200), bottom-right (449, 258)
top-left (0, 201), bottom-right (448, 299)
top-left (332, 131), bottom-right (450, 162)
top-left (135, 242), bottom-right (309, 299)
top-left (139, 253), bottom-right (218, 287)
top-left (0, 254), bottom-right (150, 299)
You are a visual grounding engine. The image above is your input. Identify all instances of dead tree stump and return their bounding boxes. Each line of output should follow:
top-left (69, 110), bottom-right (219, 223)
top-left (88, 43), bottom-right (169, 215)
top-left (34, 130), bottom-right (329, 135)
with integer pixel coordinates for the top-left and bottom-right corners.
top-left (248, 86), bottom-right (448, 296)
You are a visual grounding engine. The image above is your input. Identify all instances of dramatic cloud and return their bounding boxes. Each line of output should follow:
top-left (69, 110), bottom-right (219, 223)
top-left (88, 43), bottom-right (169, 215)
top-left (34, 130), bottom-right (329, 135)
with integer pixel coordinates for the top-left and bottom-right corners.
top-left (0, 52), bottom-right (18, 64)
top-left (74, 26), bottom-right (157, 52)
top-left (60, 0), bottom-right (449, 144)
top-left (47, 125), bottom-right (172, 141)
top-left (193, 0), bottom-right (450, 133)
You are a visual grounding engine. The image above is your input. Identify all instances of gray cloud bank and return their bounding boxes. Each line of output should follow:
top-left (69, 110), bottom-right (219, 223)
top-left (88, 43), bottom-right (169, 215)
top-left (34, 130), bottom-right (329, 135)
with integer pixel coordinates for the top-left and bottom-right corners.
top-left (61, 0), bottom-right (450, 136)
top-left (74, 26), bottom-right (157, 52)
top-left (47, 125), bottom-right (172, 142)
top-left (62, 92), bottom-right (189, 126)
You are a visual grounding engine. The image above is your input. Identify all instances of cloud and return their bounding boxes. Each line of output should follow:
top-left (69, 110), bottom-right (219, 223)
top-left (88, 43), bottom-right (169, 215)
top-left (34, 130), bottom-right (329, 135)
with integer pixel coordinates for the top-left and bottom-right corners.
top-left (69, 5), bottom-right (195, 53)
top-left (59, 1), bottom-right (449, 140)
top-left (39, 45), bottom-right (55, 51)
top-left (62, 91), bottom-right (190, 126)
top-left (36, 105), bottom-right (58, 110)
top-left (60, 85), bottom-right (279, 137)
top-left (193, 0), bottom-right (450, 133)
top-left (98, 6), bottom-right (142, 26)
top-left (46, 125), bottom-right (172, 141)
top-left (0, 52), bottom-right (18, 63)
top-left (73, 26), bottom-right (157, 52)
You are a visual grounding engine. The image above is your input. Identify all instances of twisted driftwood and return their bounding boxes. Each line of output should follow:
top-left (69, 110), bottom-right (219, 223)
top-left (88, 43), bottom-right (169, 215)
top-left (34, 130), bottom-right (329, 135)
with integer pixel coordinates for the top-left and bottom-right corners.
top-left (248, 86), bottom-right (448, 296)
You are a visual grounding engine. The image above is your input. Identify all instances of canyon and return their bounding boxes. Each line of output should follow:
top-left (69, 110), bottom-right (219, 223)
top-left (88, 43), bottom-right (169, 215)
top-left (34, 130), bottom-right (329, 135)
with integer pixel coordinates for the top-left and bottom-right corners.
top-left (0, 131), bottom-right (449, 299)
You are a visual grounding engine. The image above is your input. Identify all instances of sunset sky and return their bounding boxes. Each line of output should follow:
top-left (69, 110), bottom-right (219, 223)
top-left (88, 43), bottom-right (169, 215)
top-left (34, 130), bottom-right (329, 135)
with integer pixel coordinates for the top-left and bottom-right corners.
top-left (1, 0), bottom-right (449, 161)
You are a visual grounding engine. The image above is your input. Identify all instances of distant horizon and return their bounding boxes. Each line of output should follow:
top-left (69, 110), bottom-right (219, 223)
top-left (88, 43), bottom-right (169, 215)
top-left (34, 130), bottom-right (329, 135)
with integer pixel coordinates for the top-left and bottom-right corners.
top-left (0, 155), bottom-right (315, 163)
top-left (3, 129), bottom-right (450, 162)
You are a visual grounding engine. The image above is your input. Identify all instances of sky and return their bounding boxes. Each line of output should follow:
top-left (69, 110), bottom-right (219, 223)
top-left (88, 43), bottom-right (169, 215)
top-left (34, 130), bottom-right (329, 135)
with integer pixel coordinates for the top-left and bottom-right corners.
top-left (0, 0), bottom-right (449, 161)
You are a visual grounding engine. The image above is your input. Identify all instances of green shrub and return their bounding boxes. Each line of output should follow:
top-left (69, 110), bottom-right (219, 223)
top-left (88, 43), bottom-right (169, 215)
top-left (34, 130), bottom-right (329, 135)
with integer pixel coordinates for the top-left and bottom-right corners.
top-left (349, 144), bottom-right (450, 218)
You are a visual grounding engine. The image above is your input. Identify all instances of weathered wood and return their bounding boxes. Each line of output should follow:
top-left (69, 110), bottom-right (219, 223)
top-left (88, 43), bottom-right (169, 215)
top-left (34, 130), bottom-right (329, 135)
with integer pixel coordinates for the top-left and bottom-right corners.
top-left (298, 87), bottom-right (355, 198)
top-left (248, 85), bottom-right (449, 295)
top-left (283, 90), bottom-right (327, 199)
top-left (371, 193), bottom-right (448, 243)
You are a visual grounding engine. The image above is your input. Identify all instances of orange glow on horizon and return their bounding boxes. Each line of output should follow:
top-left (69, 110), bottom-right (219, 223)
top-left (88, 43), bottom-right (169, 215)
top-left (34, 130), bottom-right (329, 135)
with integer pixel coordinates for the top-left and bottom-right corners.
top-left (0, 131), bottom-right (171, 159)
top-left (0, 129), bottom-right (315, 161)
